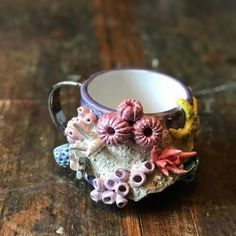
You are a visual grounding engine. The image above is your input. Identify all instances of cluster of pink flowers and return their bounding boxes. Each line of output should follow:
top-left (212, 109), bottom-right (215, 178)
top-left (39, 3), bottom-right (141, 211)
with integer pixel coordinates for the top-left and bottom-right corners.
top-left (90, 160), bottom-right (155, 208)
top-left (96, 99), bottom-right (163, 147)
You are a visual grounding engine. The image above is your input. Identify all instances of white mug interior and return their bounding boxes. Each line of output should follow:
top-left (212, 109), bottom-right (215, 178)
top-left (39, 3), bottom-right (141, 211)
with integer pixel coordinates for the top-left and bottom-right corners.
top-left (87, 69), bottom-right (189, 114)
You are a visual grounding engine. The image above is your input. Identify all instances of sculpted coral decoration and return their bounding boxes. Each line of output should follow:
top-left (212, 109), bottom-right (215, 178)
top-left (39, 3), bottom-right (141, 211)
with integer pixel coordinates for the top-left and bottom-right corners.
top-left (90, 162), bottom-right (155, 208)
top-left (96, 112), bottom-right (132, 145)
top-left (96, 99), bottom-right (163, 147)
top-left (65, 106), bottom-right (98, 143)
top-left (169, 97), bottom-right (199, 150)
top-left (151, 146), bottom-right (196, 176)
top-left (133, 116), bottom-right (163, 147)
top-left (117, 99), bottom-right (143, 122)
top-left (52, 98), bottom-right (199, 208)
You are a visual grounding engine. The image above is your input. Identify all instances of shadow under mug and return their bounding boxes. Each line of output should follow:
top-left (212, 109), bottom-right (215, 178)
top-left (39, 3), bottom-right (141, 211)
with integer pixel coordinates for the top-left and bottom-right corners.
top-left (48, 69), bottom-right (192, 134)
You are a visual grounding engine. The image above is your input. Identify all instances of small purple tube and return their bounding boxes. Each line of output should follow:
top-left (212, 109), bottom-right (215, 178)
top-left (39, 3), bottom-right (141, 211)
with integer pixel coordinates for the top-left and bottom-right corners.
top-left (102, 190), bottom-right (116, 204)
top-left (114, 168), bottom-right (129, 181)
top-left (92, 178), bottom-right (105, 192)
top-left (129, 171), bottom-right (146, 188)
top-left (115, 182), bottom-right (129, 197)
top-left (141, 161), bottom-right (155, 174)
top-left (116, 194), bottom-right (128, 208)
top-left (104, 177), bottom-right (119, 190)
top-left (90, 190), bottom-right (102, 202)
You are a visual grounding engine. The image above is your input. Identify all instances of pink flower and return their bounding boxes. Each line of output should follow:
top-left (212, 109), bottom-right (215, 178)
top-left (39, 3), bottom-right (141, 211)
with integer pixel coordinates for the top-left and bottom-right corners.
top-left (96, 112), bottom-right (132, 145)
top-left (117, 99), bottom-right (143, 122)
top-left (151, 146), bottom-right (197, 176)
top-left (133, 116), bottom-right (163, 147)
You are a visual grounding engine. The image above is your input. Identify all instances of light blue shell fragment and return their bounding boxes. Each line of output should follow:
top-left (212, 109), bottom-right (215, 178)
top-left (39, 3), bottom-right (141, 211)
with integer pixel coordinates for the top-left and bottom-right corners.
top-left (53, 143), bottom-right (70, 168)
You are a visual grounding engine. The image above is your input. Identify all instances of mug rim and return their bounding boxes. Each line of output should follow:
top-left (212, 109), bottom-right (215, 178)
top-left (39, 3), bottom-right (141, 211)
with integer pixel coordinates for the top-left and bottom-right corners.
top-left (81, 68), bottom-right (193, 117)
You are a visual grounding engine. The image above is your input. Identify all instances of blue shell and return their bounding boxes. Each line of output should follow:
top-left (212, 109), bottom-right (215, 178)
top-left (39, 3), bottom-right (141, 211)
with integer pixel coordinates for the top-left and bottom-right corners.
top-left (53, 143), bottom-right (70, 167)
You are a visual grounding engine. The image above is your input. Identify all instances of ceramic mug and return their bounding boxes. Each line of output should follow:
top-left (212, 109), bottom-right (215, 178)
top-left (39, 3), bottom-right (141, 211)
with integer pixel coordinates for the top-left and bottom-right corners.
top-left (48, 69), bottom-right (199, 207)
top-left (48, 69), bottom-right (193, 134)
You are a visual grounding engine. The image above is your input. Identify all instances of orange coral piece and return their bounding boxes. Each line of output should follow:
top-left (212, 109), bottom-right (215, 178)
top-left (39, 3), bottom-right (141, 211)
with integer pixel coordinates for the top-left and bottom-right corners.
top-left (151, 146), bottom-right (196, 176)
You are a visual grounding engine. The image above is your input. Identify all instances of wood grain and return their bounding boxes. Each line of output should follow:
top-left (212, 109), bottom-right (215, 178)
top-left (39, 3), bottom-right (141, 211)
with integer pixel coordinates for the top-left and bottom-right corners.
top-left (0, 0), bottom-right (236, 235)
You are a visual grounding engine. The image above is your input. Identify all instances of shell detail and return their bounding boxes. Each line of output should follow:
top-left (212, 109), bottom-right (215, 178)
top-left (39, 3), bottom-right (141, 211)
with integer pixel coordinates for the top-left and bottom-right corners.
top-left (133, 116), bottom-right (163, 147)
top-left (96, 112), bottom-right (132, 145)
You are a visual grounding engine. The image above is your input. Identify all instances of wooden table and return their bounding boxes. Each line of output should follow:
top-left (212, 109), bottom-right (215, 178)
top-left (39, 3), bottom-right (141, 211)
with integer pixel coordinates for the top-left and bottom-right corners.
top-left (0, 0), bottom-right (236, 235)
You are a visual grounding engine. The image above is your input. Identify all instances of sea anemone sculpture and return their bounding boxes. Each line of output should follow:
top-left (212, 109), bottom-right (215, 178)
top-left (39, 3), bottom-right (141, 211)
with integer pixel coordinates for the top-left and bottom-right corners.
top-left (117, 99), bottom-right (143, 122)
top-left (133, 116), bottom-right (163, 147)
top-left (96, 112), bottom-right (132, 145)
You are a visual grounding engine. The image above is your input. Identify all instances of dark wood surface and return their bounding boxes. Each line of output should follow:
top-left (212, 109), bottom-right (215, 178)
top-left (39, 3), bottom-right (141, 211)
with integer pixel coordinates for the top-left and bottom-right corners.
top-left (0, 0), bottom-right (236, 235)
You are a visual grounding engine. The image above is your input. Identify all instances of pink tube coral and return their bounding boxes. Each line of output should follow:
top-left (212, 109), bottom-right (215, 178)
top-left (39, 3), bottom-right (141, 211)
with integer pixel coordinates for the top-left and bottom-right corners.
top-left (133, 116), bottom-right (163, 147)
top-left (96, 112), bottom-right (132, 145)
top-left (141, 161), bottom-right (155, 174)
top-left (116, 194), bottom-right (128, 208)
top-left (90, 190), bottom-right (102, 202)
top-left (77, 106), bottom-right (90, 116)
top-left (117, 99), bottom-right (143, 122)
top-left (114, 168), bottom-right (129, 181)
top-left (93, 178), bottom-right (105, 192)
top-left (102, 190), bottom-right (116, 204)
top-left (129, 171), bottom-right (146, 188)
top-left (65, 115), bottom-right (89, 143)
top-left (115, 182), bottom-right (129, 197)
top-left (104, 176), bottom-right (119, 190)
top-left (82, 113), bottom-right (98, 125)
top-left (64, 125), bottom-right (81, 143)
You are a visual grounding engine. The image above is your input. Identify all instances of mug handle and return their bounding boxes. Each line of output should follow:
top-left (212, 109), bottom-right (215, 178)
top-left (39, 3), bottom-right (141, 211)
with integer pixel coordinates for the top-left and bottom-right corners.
top-left (48, 81), bottom-right (81, 134)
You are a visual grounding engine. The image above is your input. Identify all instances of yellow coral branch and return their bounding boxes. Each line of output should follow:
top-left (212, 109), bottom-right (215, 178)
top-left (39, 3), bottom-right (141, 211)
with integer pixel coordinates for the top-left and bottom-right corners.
top-left (169, 97), bottom-right (198, 139)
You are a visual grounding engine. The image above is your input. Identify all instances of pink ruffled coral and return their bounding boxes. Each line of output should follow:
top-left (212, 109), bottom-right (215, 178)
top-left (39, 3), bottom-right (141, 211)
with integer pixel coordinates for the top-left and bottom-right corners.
top-left (96, 112), bottom-right (132, 145)
top-left (151, 146), bottom-right (197, 176)
top-left (133, 116), bottom-right (163, 147)
top-left (117, 99), bottom-right (143, 122)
